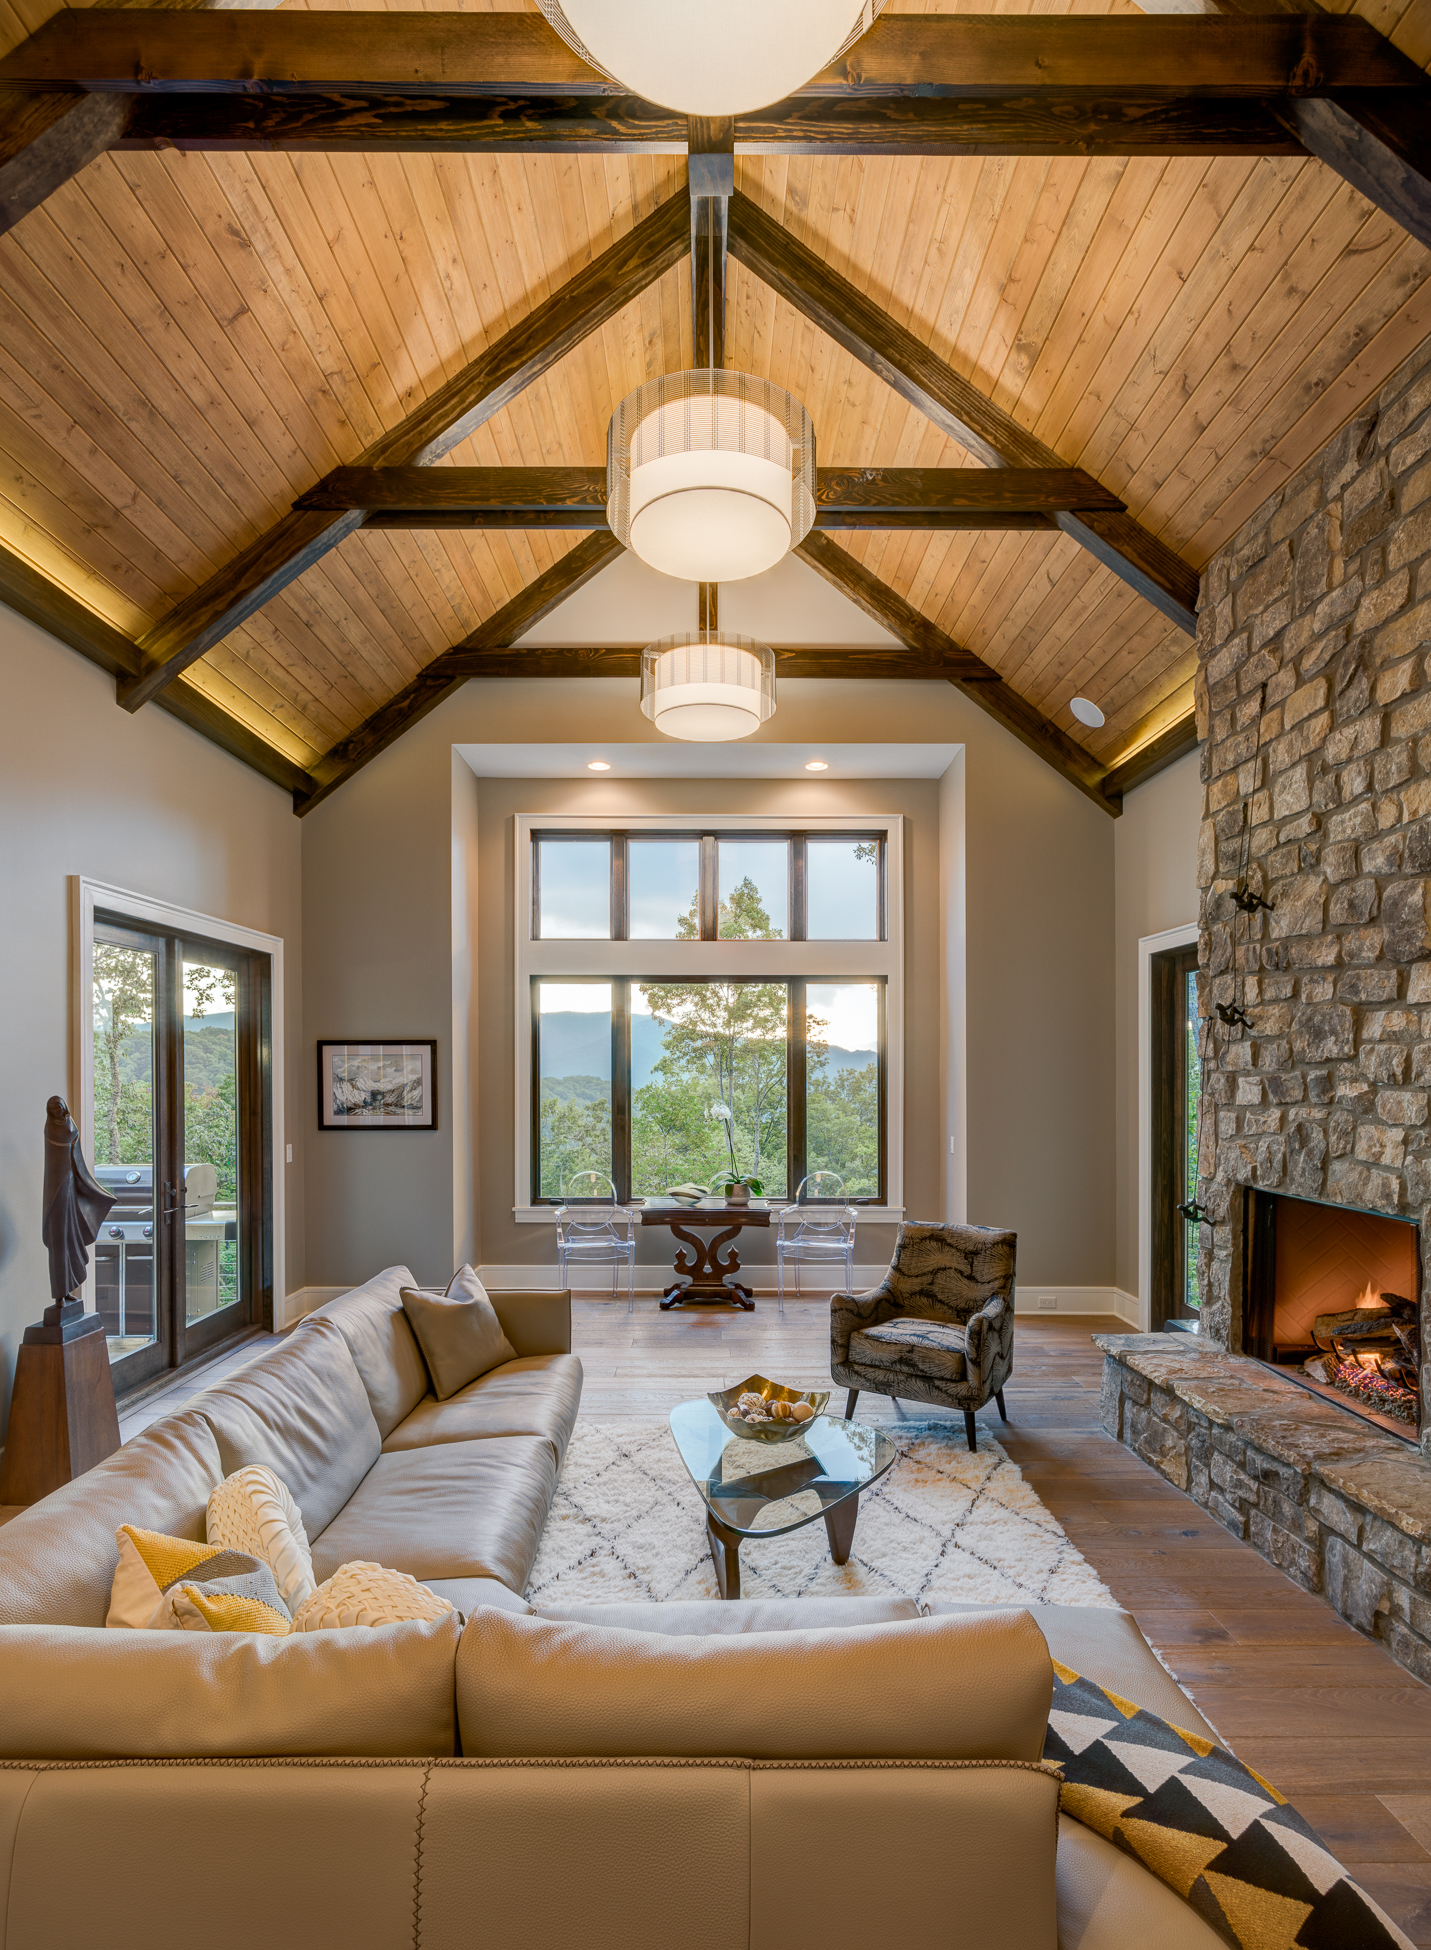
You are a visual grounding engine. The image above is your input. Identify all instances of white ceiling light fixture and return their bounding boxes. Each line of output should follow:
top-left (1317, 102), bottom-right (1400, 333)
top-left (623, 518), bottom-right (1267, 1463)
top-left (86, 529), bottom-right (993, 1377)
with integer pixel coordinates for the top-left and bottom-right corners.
top-left (1070, 697), bottom-right (1106, 729)
top-left (640, 634), bottom-right (776, 743)
top-left (586, 758), bottom-right (612, 771)
top-left (804, 758), bottom-right (829, 771)
top-left (608, 369), bottom-right (815, 584)
top-left (535, 1), bottom-right (887, 117)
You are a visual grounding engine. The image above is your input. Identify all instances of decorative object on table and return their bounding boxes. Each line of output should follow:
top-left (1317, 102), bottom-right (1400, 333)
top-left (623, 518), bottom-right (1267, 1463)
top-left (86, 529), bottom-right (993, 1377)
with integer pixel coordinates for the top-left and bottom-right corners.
top-left (526, 1417), bottom-right (1116, 1610)
top-left (554, 1172), bottom-right (637, 1312)
top-left (671, 1395), bottom-right (895, 1597)
top-left (640, 1197), bottom-right (771, 1310)
top-left (775, 1171), bottom-right (856, 1318)
top-left (1046, 1664), bottom-right (1414, 1950)
top-left (317, 1039), bottom-right (437, 1130)
top-left (0, 1096), bottom-right (121, 1506)
top-left (831, 1220), bottom-right (1016, 1455)
top-left (714, 1173), bottom-right (762, 1207)
top-left (708, 1373), bottom-right (829, 1443)
top-left (663, 1183), bottom-right (707, 1206)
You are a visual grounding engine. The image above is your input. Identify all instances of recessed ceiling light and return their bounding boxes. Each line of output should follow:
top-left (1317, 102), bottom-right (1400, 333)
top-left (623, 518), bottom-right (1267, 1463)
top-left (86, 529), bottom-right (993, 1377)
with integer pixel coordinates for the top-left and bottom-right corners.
top-left (587, 759), bottom-right (612, 771)
top-left (1070, 697), bottom-right (1105, 729)
top-left (804, 758), bottom-right (829, 772)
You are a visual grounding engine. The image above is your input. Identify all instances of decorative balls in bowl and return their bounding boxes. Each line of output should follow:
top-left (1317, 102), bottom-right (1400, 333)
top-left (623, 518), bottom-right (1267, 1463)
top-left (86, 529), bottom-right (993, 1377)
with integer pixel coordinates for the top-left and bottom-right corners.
top-left (708, 1373), bottom-right (832, 1444)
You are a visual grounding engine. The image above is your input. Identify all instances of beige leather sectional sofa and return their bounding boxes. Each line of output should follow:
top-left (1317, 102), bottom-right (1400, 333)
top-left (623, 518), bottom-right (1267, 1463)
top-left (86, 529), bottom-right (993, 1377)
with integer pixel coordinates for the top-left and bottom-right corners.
top-left (0, 1266), bottom-right (1257, 1947)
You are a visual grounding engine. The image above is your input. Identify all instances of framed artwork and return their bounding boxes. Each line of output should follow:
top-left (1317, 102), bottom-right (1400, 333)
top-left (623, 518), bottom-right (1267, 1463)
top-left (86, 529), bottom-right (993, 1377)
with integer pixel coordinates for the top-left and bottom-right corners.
top-left (317, 1040), bottom-right (437, 1131)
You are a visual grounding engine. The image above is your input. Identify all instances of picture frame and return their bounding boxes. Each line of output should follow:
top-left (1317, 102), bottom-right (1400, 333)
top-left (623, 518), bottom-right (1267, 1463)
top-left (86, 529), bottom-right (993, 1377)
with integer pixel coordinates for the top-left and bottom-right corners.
top-left (317, 1040), bottom-right (438, 1131)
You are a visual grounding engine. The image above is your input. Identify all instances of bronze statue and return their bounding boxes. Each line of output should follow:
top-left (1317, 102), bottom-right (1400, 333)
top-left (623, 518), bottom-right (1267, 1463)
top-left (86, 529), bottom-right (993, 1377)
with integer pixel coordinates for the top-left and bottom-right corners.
top-left (42, 1095), bottom-right (114, 1304)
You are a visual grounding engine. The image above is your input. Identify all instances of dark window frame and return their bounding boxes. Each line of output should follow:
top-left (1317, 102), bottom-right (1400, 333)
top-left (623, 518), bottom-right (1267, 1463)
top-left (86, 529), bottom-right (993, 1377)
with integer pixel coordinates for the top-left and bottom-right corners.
top-left (531, 830), bottom-right (887, 943)
top-left (1151, 941), bottom-right (1200, 1330)
top-left (531, 973), bottom-right (887, 1207)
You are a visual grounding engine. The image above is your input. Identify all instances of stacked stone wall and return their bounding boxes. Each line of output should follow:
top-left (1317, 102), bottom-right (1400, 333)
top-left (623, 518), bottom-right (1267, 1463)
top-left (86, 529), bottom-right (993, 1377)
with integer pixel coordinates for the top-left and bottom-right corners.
top-left (1195, 340), bottom-right (1431, 1454)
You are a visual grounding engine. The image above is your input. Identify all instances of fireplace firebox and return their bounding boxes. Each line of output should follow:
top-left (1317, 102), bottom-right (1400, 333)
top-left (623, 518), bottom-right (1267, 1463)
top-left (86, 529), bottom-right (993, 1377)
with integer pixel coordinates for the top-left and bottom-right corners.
top-left (1242, 1187), bottom-right (1422, 1441)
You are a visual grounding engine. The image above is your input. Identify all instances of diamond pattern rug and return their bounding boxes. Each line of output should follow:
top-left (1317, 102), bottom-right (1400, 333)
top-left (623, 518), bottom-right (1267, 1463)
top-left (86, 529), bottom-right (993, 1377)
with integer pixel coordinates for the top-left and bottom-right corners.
top-left (526, 1419), bottom-right (1118, 1609)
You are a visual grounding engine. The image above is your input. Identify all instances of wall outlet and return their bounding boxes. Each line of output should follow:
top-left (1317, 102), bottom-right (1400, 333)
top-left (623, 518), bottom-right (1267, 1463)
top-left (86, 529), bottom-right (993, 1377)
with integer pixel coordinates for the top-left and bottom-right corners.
top-left (1037, 1295), bottom-right (1057, 1311)
top-left (949, 1136), bottom-right (957, 1154)
top-left (285, 1144), bottom-right (293, 1164)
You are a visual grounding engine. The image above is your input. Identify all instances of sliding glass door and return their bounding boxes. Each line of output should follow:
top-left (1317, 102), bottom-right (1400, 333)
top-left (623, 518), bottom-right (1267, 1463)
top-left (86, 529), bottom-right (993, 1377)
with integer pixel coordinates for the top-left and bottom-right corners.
top-left (90, 914), bottom-right (270, 1394)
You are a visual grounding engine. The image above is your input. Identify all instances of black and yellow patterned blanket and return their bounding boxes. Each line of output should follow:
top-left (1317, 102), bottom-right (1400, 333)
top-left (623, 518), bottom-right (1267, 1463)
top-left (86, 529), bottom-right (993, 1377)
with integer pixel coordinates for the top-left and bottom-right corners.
top-left (1045, 1663), bottom-right (1414, 1950)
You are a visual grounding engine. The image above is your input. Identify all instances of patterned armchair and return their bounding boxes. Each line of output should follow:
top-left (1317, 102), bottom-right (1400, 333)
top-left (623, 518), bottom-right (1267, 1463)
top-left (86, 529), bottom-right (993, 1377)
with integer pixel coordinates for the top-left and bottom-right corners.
top-left (830, 1220), bottom-right (1016, 1453)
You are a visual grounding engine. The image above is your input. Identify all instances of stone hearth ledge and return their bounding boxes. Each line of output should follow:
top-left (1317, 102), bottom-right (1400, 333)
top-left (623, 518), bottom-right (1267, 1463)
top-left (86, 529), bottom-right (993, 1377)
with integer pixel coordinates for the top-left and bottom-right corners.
top-left (1096, 1333), bottom-right (1431, 1684)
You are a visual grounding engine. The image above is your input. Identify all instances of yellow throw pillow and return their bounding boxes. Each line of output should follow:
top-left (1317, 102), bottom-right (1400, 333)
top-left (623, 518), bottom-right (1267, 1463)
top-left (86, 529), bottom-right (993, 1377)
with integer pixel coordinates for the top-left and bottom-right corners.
top-left (290, 1561), bottom-right (455, 1631)
top-left (168, 1584), bottom-right (291, 1636)
top-left (106, 1525), bottom-right (279, 1629)
top-left (205, 1464), bottom-right (315, 1613)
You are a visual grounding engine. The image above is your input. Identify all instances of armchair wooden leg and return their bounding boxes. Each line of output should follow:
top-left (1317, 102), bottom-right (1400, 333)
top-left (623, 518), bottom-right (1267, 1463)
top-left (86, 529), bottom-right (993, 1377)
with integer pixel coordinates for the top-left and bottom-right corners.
top-left (844, 1389), bottom-right (859, 1419)
top-left (964, 1410), bottom-right (978, 1454)
top-left (995, 1389), bottom-right (1008, 1423)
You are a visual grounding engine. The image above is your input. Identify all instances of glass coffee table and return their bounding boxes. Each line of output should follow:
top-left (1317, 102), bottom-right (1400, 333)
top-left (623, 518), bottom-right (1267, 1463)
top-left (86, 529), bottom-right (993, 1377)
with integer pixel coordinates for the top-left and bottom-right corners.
top-left (669, 1399), bottom-right (897, 1599)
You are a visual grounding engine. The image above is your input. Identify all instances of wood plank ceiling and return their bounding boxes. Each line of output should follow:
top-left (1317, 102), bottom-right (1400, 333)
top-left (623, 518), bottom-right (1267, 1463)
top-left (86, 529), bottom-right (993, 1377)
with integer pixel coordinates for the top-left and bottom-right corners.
top-left (0, 0), bottom-right (1429, 797)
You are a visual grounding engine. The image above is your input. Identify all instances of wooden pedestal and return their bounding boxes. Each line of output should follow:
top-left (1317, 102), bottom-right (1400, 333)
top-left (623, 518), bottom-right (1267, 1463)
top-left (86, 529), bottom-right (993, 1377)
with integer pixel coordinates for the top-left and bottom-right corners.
top-left (0, 1320), bottom-right (121, 1504)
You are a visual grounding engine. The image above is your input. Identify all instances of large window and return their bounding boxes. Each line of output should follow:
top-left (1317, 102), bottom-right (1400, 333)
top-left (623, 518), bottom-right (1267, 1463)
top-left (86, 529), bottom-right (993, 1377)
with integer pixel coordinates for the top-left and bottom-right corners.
top-left (519, 820), bottom-right (901, 1215)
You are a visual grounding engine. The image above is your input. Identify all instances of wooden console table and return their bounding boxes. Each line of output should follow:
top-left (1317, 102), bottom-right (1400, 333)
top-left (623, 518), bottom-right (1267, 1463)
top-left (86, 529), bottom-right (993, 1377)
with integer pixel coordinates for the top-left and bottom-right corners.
top-left (638, 1201), bottom-right (771, 1310)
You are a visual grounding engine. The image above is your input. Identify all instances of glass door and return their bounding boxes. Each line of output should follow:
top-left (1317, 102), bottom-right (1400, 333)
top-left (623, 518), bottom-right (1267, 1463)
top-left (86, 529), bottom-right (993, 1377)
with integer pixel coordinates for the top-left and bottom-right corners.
top-left (1151, 942), bottom-right (1202, 1329)
top-left (92, 915), bottom-right (270, 1394)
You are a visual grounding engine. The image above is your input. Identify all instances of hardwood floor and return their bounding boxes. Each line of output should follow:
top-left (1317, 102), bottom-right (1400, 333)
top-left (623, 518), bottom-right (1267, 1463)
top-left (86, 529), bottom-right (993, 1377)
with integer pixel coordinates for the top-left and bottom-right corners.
top-left (106, 1300), bottom-right (1431, 1942)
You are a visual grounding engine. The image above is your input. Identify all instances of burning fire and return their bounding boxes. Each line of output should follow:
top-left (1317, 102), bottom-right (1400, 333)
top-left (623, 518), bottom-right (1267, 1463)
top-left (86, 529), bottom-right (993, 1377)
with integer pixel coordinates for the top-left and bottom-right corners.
top-left (1355, 1281), bottom-right (1383, 1309)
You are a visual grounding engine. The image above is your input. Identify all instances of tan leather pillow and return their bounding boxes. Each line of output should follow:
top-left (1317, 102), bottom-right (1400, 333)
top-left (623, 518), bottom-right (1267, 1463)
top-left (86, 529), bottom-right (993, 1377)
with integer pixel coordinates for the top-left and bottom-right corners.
top-left (401, 1268), bottom-right (516, 1400)
top-left (457, 1605), bottom-right (1052, 1760)
top-left (0, 1613), bottom-right (461, 1758)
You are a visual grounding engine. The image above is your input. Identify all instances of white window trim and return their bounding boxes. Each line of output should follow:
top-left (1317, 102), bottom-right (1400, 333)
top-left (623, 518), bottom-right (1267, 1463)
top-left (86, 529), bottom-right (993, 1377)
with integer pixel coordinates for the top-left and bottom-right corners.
top-left (72, 875), bottom-right (286, 1323)
top-left (513, 813), bottom-right (905, 1222)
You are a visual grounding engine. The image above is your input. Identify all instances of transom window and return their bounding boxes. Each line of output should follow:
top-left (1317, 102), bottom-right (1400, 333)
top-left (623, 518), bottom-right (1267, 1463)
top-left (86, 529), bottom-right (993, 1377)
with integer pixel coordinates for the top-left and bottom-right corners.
top-left (514, 815), bottom-right (904, 1220)
top-left (533, 831), bottom-right (885, 941)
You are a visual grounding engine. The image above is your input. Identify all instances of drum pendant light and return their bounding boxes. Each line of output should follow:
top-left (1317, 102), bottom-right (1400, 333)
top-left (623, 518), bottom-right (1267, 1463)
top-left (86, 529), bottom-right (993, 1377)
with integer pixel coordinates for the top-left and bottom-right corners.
top-left (536, 1), bottom-right (887, 118)
top-left (608, 370), bottom-right (815, 585)
top-left (640, 633), bottom-right (776, 742)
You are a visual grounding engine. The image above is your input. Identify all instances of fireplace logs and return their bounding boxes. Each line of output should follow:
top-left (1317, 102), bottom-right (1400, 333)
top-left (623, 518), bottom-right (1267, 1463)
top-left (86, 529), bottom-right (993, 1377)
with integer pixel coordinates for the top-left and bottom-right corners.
top-left (1304, 1293), bottom-right (1420, 1426)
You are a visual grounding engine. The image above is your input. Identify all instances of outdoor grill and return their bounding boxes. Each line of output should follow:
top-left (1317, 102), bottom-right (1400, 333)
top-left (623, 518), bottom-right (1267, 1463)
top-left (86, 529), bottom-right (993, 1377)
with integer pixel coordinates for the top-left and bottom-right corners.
top-left (92, 1164), bottom-right (222, 1345)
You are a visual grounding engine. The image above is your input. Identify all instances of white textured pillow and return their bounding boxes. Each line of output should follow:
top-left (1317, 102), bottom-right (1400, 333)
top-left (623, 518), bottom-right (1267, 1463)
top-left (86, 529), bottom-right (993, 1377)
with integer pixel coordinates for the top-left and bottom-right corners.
top-left (290, 1562), bottom-right (455, 1632)
top-left (206, 1465), bottom-right (315, 1613)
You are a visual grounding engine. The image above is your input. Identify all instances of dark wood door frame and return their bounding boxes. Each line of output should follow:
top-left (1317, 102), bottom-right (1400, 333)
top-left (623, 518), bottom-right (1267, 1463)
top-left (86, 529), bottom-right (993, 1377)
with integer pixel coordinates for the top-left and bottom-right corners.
top-left (1151, 940), bottom-right (1201, 1331)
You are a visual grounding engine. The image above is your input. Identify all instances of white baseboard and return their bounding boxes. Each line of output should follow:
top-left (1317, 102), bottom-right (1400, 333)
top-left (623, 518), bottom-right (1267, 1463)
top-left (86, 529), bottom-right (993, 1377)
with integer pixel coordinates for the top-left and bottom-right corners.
top-left (277, 1285), bottom-right (347, 1330)
top-left (1013, 1285), bottom-right (1143, 1325)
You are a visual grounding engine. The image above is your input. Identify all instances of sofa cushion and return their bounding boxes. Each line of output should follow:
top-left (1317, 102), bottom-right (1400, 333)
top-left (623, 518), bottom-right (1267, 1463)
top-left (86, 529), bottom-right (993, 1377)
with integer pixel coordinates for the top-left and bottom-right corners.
top-left (382, 1354), bottom-right (583, 1464)
top-left (457, 1605), bottom-right (1052, 1760)
top-left (850, 1316), bottom-right (967, 1382)
top-left (926, 1602), bottom-right (1215, 1741)
top-left (533, 1594), bottom-right (922, 1635)
top-left (191, 1318), bottom-right (381, 1539)
top-left (0, 1614), bottom-right (461, 1757)
top-left (206, 1464), bottom-right (315, 1613)
top-left (0, 1410), bottom-right (223, 1627)
top-left (291, 1562), bottom-right (454, 1632)
top-left (424, 1577), bottom-right (532, 1616)
top-left (402, 1275), bottom-right (517, 1401)
top-left (309, 1436), bottom-right (558, 1594)
top-left (306, 1265), bottom-right (427, 1441)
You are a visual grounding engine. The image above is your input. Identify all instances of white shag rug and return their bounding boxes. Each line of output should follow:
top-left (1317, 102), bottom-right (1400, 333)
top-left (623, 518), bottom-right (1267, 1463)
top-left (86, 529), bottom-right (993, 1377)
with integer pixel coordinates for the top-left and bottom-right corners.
top-left (527, 1419), bottom-right (1117, 1610)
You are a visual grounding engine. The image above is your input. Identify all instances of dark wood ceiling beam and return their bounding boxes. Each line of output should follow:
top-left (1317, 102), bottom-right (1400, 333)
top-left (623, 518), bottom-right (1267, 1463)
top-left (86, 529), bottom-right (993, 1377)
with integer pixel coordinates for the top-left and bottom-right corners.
top-left (0, 542), bottom-right (316, 796)
top-left (118, 188), bottom-right (689, 713)
top-left (795, 532), bottom-right (1117, 815)
top-left (729, 189), bottom-right (1199, 635)
top-left (1098, 710), bottom-right (1201, 803)
top-left (296, 532), bottom-right (624, 814)
top-left (0, 85), bottom-right (129, 234)
top-left (295, 462), bottom-right (1122, 533)
top-left (5, 11), bottom-right (1417, 97)
top-left (114, 91), bottom-right (1306, 158)
top-left (689, 118), bottom-right (732, 369)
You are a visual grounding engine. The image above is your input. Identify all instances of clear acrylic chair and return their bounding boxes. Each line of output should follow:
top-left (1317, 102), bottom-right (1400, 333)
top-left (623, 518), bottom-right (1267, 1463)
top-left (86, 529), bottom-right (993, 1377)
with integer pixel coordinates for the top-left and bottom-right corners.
top-left (554, 1171), bottom-right (637, 1313)
top-left (775, 1172), bottom-right (857, 1318)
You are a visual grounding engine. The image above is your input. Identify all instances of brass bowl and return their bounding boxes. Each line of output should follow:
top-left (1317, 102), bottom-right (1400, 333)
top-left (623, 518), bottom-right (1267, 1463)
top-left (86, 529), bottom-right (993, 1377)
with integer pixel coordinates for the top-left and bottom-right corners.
top-left (708, 1373), bottom-right (832, 1444)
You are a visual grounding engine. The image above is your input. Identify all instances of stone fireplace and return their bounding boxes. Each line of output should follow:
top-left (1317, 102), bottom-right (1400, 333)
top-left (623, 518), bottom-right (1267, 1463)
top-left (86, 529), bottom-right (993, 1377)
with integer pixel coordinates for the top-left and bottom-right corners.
top-left (1099, 342), bottom-right (1431, 1684)
top-left (1242, 1189), bottom-right (1421, 1439)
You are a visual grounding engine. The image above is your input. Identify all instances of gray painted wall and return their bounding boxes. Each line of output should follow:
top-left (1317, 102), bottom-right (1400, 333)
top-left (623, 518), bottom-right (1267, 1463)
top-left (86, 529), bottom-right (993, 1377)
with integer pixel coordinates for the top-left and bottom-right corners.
top-left (300, 675), bottom-right (1117, 1292)
top-left (0, 603), bottom-right (303, 1436)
